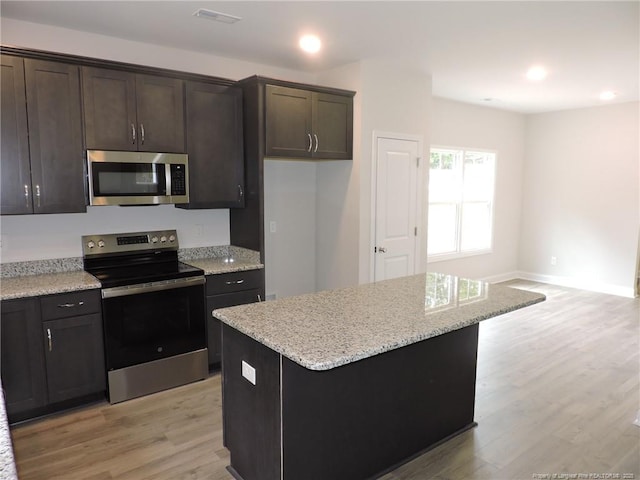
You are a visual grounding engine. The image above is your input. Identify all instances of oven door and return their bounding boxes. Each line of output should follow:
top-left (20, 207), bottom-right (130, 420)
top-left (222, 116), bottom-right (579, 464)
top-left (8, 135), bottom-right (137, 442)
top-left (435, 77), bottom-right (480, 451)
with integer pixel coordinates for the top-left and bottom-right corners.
top-left (101, 276), bottom-right (206, 371)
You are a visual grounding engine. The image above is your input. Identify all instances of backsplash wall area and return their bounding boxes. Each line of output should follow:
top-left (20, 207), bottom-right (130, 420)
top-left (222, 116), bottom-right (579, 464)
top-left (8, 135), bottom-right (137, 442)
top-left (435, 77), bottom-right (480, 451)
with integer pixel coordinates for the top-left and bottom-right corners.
top-left (0, 205), bottom-right (230, 263)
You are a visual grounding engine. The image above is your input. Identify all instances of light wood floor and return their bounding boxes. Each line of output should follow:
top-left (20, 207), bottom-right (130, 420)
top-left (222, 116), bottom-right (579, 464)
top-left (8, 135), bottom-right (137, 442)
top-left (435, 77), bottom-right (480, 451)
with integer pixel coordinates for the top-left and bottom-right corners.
top-left (10, 281), bottom-right (640, 480)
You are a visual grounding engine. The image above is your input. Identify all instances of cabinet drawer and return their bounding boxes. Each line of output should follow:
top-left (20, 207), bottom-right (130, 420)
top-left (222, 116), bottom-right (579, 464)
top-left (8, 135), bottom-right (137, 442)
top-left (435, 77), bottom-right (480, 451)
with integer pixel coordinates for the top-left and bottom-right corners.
top-left (40, 290), bottom-right (101, 320)
top-left (206, 269), bottom-right (263, 295)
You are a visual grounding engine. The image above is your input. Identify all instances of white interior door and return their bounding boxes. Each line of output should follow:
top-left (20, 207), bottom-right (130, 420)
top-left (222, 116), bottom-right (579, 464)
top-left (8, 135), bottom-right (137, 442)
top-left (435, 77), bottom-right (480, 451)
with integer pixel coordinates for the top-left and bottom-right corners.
top-left (374, 136), bottom-right (420, 282)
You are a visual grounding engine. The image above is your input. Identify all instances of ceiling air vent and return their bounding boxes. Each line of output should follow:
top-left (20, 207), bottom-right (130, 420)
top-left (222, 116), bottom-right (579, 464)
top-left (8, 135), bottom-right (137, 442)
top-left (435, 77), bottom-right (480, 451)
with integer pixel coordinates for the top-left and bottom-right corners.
top-left (192, 8), bottom-right (242, 24)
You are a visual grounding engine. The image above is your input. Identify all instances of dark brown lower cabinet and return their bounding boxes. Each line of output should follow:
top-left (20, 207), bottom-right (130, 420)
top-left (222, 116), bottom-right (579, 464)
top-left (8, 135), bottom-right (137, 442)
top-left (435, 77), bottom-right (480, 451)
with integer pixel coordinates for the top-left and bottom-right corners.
top-left (43, 313), bottom-right (105, 404)
top-left (206, 269), bottom-right (264, 368)
top-left (0, 290), bottom-right (106, 423)
top-left (207, 290), bottom-right (261, 366)
top-left (0, 298), bottom-right (47, 416)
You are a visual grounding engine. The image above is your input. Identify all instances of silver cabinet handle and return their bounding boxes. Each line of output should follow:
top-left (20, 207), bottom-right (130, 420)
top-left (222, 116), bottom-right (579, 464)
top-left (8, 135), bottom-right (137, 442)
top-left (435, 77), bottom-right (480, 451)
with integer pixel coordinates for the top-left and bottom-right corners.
top-left (140, 123), bottom-right (145, 144)
top-left (47, 328), bottom-right (52, 352)
top-left (377, 246), bottom-right (387, 253)
top-left (35, 184), bottom-right (41, 208)
top-left (225, 279), bottom-right (245, 285)
top-left (257, 294), bottom-right (262, 302)
top-left (131, 123), bottom-right (136, 144)
top-left (238, 184), bottom-right (244, 200)
top-left (313, 133), bottom-right (319, 153)
top-left (307, 133), bottom-right (312, 152)
top-left (57, 301), bottom-right (84, 308)
top-left (24, 184), bottom-right (30, 208)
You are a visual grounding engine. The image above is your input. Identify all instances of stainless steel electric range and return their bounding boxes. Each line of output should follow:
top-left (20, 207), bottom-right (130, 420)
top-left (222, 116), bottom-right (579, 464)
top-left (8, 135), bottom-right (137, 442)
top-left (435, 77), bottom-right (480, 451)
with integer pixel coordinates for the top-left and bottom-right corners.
top-left (82, 229), bottom-right (207, 404)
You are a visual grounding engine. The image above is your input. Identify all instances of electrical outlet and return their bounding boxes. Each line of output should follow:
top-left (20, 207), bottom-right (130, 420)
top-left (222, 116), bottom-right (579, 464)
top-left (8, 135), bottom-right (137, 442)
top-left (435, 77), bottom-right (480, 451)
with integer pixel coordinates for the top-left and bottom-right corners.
top-left (550, 256), bottom-right (557, 266)
top-left (269, 221), bottom-right (277, 233)
top-left (242, 360), bottom-right (256, 385)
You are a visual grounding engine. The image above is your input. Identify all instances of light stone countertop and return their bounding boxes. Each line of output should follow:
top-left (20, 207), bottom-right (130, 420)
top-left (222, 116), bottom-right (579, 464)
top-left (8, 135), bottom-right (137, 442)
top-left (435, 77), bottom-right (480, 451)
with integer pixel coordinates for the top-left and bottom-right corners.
top-left (0, 271), bottom-right (101, 301)
top-left (0, 385), bottom-right (18, 480)
top-left (0, 245), bottom-right (262, 301)
top-left (213, 272), bottom-right (546, 371)
top-left (180, 244), bottom-right (263, 275)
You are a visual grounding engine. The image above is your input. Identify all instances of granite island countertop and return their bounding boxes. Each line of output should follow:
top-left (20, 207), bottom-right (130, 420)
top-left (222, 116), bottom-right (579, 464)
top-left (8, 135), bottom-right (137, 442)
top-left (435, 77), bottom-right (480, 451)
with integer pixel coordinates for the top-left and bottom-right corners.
top-left (0, 384), bottom-right (17, 480)
top-left (213, 272), bottom-right (546, 371)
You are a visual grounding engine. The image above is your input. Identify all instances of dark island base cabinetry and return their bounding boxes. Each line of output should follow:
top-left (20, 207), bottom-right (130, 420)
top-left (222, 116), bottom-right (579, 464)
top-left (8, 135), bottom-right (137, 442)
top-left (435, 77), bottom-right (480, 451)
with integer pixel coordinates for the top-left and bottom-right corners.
top-left (0, 290), bottom-right (106, 424)
top-left (222, 323), bottom-right (479, 480)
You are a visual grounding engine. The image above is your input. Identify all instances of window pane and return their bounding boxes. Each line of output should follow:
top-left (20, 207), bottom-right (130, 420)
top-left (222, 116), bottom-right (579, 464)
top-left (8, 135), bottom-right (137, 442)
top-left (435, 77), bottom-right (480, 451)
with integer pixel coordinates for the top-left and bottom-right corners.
top-left (460, 202), bottom-right (492, 251)
top-left (463, 152), bottom-right (495, 202)
top-left (427, 203), bottom-right (458, 255)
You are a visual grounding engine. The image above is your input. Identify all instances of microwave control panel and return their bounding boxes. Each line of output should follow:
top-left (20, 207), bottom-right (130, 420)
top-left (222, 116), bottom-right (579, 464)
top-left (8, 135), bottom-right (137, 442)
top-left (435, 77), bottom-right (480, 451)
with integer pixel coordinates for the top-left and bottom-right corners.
top-left (170, 164), bottom-right (187, 195)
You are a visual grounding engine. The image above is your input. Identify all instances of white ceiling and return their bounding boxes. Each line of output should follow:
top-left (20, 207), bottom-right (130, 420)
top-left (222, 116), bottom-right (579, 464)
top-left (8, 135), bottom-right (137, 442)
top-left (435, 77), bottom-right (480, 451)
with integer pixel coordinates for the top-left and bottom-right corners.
top-left (1, 1), bottom-right (638, 113)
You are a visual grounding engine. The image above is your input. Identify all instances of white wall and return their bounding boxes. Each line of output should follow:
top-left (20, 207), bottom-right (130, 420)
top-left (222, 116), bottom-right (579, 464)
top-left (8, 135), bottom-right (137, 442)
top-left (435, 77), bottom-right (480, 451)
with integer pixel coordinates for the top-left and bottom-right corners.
top-left (520, 102), bottom-right (639, 297)
top-left (0, 18), bottom-right (315, 263)
top-left (315, 62), bottom-right (362, 292)
top-left (357, 59), bottom-right (432, 284)
top-left (0, 206), bottom-right (229, 262)
top-left (263, 160), bottom-right (317, 298)
top-left (427, 97), bottom-right (526, 280)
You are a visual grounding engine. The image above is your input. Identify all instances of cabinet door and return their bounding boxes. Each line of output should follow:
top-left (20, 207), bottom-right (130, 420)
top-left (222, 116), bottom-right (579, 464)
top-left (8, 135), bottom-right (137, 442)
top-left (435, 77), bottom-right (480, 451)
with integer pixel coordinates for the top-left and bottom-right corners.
top-left (0, 55), bottom-right (32, 215)
top-left (25, 59), bottom-right (86, 214)
top-left (312, 92), bottom-right (353, 160)
top-left (0, 298), bottom-right (47, 418)
top-left (42, 313), bottom-right (106, 404)
top-left (136, 74), bottom-right (185, 153)
top-left (82, 66), bottom-right (137, 151)
top-left (207, 289), bottom-right (261, 366)
top-left (181, 81), bottom-right (244, 208)
top-left (265, 85), bottom-right (312, 158)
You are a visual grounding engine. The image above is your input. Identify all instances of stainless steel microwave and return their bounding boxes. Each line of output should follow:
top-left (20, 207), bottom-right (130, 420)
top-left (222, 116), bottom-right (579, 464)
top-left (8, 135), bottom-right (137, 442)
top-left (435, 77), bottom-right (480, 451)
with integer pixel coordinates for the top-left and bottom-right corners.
top-left (86, 150), bottom-right (189, 206)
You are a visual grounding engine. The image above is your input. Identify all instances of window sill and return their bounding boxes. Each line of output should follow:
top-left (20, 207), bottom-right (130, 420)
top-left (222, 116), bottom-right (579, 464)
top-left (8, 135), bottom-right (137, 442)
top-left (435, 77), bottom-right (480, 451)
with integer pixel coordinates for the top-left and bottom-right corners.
top-left (427, 249), bottom-right (492, 263)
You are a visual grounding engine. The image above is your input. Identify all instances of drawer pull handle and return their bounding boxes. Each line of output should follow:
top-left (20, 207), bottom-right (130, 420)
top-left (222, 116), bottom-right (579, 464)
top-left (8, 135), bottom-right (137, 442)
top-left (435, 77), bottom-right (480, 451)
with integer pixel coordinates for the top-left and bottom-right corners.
top-left (47, 328), bottom-right (52, 352)
top-left (57, 301), bottom-right (84, 308)
top-left (225, 280), bottom-right (245, 285)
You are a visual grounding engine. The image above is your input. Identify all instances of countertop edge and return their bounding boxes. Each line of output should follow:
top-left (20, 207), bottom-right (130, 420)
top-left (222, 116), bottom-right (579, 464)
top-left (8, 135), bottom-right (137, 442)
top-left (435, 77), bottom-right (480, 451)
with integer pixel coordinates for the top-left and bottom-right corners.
top-left (213, 276), bottom-right (546, 372)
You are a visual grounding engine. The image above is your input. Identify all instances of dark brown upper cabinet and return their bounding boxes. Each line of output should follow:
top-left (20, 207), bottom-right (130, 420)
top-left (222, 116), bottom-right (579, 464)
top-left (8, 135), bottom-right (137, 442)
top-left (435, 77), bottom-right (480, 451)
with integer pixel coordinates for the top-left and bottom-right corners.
top-left (177, 81), bottom-right (245, 209)
top-left (265, 84), bottom-right (353, 160)
top-left (82, 67), bottom-right (185, 153)
top-left (1, 55), bottom-right (86, 215)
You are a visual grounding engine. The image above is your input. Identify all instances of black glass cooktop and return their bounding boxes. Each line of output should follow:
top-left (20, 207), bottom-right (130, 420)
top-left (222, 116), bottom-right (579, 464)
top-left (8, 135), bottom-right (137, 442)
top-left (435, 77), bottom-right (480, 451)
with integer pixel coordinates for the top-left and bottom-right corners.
top-left (84, 251), bottom-right (203, 289)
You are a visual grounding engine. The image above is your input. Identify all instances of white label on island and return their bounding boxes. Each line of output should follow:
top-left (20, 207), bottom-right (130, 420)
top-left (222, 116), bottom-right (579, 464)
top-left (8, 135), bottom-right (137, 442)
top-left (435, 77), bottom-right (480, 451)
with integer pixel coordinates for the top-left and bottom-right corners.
top-left (242, 360), bottom-right (256, 385)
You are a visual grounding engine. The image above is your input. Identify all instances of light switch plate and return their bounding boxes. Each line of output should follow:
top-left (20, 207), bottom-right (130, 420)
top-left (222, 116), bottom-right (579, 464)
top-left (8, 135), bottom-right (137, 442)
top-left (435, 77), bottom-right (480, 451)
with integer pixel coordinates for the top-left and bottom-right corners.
top-left (242, 360), bottom-right (256, 385)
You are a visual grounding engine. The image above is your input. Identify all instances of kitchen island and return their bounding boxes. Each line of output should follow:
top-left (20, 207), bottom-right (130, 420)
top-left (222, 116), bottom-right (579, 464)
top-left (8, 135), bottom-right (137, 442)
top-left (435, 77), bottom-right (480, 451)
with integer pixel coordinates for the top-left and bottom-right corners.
top-left (213, 272), bottom-right (545, 480)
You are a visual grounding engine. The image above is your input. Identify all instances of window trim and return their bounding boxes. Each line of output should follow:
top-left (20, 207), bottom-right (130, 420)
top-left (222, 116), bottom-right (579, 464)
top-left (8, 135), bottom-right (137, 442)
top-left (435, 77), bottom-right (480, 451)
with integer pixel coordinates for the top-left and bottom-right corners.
top-left (427, 145), bottom-right (497, 262)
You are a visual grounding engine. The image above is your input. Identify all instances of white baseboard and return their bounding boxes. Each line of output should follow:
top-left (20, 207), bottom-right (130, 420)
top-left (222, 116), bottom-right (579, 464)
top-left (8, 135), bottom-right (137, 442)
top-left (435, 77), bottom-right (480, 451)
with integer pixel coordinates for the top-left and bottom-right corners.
top-left (511, 271), bottom-right (636, 298)
top-left (480, 271), bottom-right (522, 284)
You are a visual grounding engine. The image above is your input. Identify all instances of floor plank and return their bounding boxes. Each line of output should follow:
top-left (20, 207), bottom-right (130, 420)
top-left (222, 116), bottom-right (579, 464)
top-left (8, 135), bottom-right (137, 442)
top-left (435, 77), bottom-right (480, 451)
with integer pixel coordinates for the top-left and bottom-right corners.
top-left (10, 280), bottom-right (640, 479)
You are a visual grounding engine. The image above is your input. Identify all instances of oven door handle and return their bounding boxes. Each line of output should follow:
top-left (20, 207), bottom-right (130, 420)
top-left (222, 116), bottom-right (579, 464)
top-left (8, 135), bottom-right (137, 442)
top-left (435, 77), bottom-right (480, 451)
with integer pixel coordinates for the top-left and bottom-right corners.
top-left (101, 275), bottom-right (205, 299)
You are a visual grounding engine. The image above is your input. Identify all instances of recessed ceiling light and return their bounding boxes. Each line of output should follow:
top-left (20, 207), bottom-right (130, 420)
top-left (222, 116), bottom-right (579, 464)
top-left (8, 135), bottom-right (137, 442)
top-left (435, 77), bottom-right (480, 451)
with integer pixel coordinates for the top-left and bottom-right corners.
top-left (599, 90), bottom-right (617, 101)
top-left (299, 34), bottom-right (321, 54)
top-left (526, 66), bottom-right (548, 82)
top-left (193, 8), bottom-right (242, 24)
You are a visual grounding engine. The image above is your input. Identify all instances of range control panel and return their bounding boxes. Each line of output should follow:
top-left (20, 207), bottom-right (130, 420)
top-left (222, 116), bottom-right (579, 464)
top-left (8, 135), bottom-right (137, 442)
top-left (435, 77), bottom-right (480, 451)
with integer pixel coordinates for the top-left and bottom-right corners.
top-left (82, 229), bottom-right (178, 256)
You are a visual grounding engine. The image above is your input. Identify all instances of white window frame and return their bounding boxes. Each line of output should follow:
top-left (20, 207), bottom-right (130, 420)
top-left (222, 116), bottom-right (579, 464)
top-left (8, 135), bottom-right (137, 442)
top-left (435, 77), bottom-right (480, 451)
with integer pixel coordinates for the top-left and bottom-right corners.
top-left (427, 146), bottom-right (497, 263)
